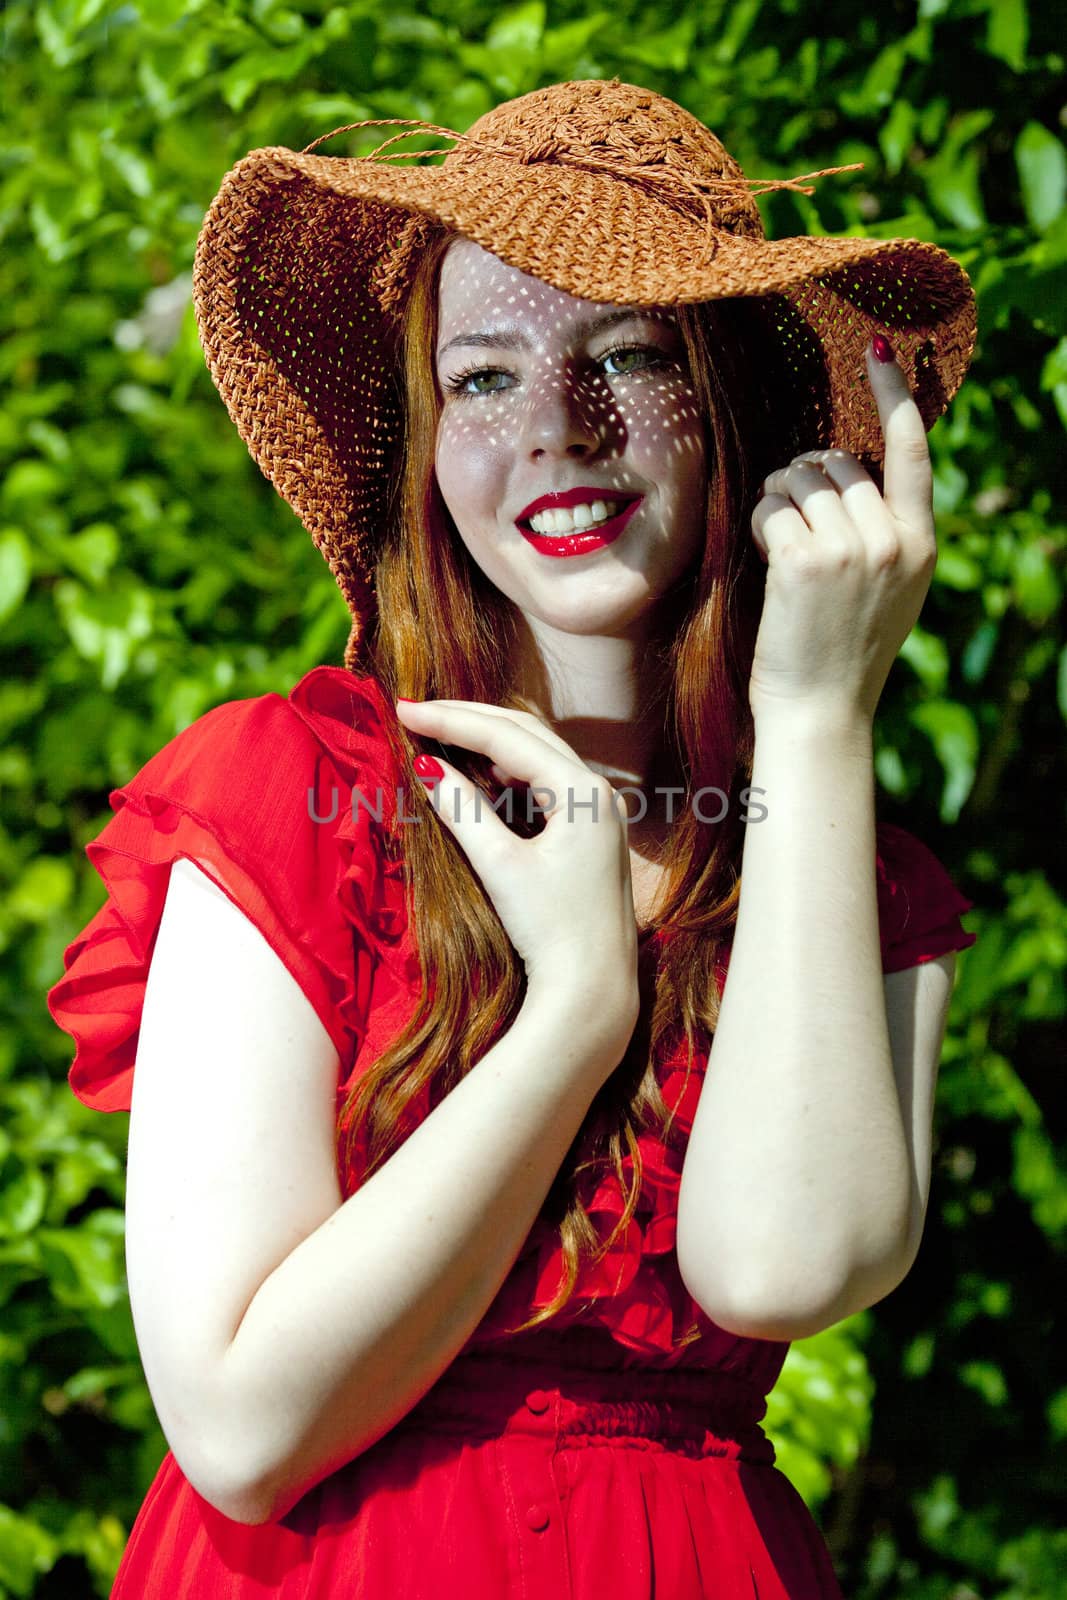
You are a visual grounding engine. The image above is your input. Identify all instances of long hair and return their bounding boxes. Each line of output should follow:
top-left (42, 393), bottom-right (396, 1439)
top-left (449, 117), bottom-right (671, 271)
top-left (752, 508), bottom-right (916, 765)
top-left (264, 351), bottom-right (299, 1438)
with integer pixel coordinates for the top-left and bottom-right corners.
top-left (336, 225), bottom-right (785, 1347)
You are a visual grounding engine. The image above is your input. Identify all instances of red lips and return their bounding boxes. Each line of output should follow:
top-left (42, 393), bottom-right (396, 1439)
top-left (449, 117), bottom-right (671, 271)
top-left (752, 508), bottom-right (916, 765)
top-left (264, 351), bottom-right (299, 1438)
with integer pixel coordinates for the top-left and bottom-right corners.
top-left (518, 496), bottom-right (644, 557)
top-left (515, 487), bottom-right (641, 526)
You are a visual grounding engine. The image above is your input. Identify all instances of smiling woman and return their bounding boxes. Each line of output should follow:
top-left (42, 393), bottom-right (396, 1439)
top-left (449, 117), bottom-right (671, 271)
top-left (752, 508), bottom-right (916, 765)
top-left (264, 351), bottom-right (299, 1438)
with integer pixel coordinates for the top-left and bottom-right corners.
top-left (47, 75), bottom-right (979, 1600)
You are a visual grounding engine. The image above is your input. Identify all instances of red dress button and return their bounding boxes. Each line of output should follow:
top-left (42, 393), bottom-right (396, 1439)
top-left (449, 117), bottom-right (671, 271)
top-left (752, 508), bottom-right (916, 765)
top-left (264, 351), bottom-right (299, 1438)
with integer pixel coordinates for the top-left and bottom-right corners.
top-left (525, 1389), bottom-right (550, 1414)
top-left (525, 1504), bottom-right (550, 1532)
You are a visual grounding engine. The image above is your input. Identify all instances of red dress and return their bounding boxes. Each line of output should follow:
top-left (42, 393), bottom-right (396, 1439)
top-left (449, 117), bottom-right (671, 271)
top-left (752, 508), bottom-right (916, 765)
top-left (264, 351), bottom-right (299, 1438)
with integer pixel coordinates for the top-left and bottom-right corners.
top-left (47, 665), bottom-right (978, 1598)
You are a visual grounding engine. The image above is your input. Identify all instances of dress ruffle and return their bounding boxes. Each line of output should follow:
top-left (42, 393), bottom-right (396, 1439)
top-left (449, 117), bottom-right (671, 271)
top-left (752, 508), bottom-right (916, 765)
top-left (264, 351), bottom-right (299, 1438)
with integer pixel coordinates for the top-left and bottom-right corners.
top-left (46, 668), bottom-right (412, 1113)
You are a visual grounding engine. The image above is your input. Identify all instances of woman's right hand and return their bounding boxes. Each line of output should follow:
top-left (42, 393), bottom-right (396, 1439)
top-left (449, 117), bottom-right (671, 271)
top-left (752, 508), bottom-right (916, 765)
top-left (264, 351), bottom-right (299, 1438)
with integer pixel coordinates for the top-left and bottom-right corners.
top-left (395, 697), bottom-right (641, 1050)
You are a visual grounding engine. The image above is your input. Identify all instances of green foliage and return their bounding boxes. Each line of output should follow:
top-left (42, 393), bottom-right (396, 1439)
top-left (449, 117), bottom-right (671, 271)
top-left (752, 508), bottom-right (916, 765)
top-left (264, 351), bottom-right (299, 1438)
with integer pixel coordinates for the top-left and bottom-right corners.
top-left (1, 0), bottom-right (1063, 1593)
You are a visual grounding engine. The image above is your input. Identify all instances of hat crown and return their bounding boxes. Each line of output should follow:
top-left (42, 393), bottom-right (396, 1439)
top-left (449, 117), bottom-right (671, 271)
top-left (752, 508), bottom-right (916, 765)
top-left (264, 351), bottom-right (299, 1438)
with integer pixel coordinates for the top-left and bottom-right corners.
top-left (446, 78), bottom-right (766, 241)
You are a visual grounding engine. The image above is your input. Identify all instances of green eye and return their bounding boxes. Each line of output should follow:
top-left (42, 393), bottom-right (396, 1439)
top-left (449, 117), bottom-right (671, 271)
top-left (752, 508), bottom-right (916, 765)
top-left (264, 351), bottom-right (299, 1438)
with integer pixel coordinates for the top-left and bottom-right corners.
top-left (443, 344), bottom-right (666, 399)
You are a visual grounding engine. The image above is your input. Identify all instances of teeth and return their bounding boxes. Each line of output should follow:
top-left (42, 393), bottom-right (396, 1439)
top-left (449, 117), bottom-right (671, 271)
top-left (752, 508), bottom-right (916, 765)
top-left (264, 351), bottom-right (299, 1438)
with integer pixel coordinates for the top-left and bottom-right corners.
top-left (528, 499), bottom-right (625, 535)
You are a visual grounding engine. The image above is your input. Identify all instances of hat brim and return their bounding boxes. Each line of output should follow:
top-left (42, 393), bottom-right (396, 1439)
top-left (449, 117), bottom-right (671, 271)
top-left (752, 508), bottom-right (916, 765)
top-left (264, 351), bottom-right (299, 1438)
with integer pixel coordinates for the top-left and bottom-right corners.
top-left (192, 144), bottom-right (977, 643)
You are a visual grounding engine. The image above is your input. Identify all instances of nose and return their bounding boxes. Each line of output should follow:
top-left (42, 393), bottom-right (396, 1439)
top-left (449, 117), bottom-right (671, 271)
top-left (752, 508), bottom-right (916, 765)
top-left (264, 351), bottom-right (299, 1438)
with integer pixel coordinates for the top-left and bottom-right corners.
top-left (520, 363), bottom-right (608, 461)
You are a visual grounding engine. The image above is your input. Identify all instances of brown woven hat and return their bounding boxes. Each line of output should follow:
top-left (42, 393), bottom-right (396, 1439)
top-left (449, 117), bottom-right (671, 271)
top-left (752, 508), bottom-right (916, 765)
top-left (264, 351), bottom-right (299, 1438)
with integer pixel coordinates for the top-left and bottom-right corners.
top-left (191, 76), bottom-right (977, 670)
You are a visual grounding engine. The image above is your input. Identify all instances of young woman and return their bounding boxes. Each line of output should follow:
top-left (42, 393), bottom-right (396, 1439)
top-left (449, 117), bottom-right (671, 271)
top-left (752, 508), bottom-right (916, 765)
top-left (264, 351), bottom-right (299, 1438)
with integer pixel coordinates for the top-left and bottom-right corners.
top-left (48, 78), bottom-right (978, 1597)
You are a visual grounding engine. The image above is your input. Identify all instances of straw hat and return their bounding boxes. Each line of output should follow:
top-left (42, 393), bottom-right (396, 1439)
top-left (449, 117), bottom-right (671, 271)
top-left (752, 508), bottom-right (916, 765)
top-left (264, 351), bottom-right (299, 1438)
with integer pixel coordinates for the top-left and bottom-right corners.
top-left (191, 77), bottom-right (977, 670)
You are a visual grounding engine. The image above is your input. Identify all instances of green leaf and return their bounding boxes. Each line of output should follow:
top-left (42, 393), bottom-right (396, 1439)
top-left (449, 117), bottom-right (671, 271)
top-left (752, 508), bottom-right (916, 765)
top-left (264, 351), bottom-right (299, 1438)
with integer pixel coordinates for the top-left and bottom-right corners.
top-left (875, 743), bottom-right (909, 797)
top-left (709, 0), bottom-right (764, 62)
top-left (57, 522), bottom-right (121, 586)
top-left (0, 1502), bottom-right (60, 1594)
top-left (1012, 538), bottom-right (1061, 624)
top-left (0, 528), bottom-right (32, 624)
top-left (922, 108), bottom-right (995, 231)
top-left (910, 699), bottom-right (980, 821)
top-left (220, 42), bottom-right (316, 113)
top-left (485, 0), bottom-right (545, 54)
top-left (899, 624), bottom-right (950, 692)
top-left (902, 1330), bottom-right (936, 1377)
top-left (959, 1358), bottom-right (1009, 1406)
top-left (879, 100), bottom-right (917, 177)
top-left (986, 0), bottom-right (1028, 72)
top-left (6, 856), bottom-right (75, 923)
top-left (860, 35), bottom-right (912, 111)
top-left (1013, 1124), bottom-right (1067, 1241)
top-left (1047, 1386), bottom-right (1067, 1441)
top-left (1016, 121), bottom-right (1067, 234)
top-left (541, 13), bottom-right (611, 72)
top-left (0, 1166), bottom-right (48, 1236)
top-left (766, 1317), bottom-right (874, 1508)
top-left (53, 579), bottom-right (155, 690)
top-left (961, 618), bottom-right (999, 684)
top-left (36, 1221), bottom-right (127, 1309)
top-left (100, 138), bottom-right (154, 201)
top-left (935, 545), bottom-right (984, 590)
top-left (616, 13), bottom-right (697, 71)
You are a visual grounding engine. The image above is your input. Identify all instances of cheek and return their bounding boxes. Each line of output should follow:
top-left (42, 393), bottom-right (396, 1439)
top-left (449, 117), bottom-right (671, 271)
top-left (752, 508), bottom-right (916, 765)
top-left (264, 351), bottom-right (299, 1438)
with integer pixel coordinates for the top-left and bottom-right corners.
top-left (435, 413), bottom-right (508, 511)
top-left (627, 383), bottom-right (705, 470)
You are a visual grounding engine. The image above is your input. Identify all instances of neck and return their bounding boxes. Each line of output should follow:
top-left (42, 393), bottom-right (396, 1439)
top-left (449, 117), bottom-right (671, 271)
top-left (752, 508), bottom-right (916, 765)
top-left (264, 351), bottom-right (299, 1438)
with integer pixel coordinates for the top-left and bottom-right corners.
top-left (511, 629), bottom-right (673, 806)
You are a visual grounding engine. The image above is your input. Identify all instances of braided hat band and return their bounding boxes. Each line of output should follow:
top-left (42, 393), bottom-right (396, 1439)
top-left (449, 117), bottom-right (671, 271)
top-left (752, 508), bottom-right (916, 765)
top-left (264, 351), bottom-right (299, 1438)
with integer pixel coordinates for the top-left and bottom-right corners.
top-left (191, 77), bottom-right (977, 669)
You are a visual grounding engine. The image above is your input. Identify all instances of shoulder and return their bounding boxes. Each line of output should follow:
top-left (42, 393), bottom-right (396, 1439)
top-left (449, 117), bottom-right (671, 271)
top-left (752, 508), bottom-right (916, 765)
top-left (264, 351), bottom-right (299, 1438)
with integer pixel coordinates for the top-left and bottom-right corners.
top-left (112, 665), bottom-right (399, 809)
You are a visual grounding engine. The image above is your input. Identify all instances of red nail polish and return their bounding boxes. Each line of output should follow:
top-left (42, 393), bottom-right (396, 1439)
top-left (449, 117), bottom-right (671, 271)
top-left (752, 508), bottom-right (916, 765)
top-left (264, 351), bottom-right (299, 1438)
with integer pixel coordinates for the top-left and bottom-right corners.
top-left (872, 333), bottom-right (895, 364)
top-left (413, 753), bottom-right (445, 782)
top-left (397, 696), bottom-right (416, 703)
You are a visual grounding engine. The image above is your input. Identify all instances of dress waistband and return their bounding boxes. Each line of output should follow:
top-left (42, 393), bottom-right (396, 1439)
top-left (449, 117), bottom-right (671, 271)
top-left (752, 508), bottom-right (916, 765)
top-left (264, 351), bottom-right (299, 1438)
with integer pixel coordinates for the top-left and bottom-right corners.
top-left (393, 1327), bottom-right (777, 1466)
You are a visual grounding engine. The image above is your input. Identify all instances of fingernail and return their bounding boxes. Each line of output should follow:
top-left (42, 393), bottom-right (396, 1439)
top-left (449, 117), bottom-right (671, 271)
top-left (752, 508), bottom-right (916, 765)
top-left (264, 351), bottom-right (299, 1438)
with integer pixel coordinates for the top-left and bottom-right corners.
top-left (872, 333), bottom-right (895, 364)
top-left (413, 753), bottom-right (445, 782)
top-left (397, 696), bottom-right (417, 703)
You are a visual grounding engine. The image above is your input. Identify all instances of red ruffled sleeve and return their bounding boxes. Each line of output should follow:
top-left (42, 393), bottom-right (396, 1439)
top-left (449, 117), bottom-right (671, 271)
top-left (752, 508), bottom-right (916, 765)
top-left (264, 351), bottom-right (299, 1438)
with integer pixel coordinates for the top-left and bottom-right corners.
top-left (46, 666), bottom-right (409, 1115)
top-left (873, 820), bottom-right (977, 974)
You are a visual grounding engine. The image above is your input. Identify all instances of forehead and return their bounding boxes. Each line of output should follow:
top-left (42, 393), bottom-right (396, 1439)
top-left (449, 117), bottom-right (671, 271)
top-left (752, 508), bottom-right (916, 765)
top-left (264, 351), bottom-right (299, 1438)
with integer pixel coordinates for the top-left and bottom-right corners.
top-left (436, 237), bottom-right (672, 339)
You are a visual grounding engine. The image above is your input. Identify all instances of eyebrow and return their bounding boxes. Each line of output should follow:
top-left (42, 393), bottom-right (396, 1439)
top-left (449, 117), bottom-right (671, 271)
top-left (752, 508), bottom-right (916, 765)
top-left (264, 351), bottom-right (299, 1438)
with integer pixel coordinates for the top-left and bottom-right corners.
top-left (436, 309), bottom-right (674, 363)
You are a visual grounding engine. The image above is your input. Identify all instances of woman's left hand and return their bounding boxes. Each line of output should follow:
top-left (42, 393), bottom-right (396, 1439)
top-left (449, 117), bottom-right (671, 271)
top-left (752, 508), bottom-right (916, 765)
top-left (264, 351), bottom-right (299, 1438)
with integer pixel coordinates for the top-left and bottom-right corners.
top-left (748, 338), bottom-right (938, 726)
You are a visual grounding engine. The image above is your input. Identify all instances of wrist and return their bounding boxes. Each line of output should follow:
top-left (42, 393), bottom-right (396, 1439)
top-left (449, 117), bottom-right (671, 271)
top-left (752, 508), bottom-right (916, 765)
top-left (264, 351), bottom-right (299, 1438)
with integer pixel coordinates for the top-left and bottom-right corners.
top-left (750, 696), bottom-right (875, 750)
top-left (522, 961), bottom-right (640, 1056)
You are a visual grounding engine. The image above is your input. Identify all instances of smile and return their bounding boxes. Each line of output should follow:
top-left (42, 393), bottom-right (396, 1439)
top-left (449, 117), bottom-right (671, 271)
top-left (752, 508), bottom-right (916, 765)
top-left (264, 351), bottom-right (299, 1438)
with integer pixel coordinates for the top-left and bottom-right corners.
top-left (517, 497), bottom-right (644, 558)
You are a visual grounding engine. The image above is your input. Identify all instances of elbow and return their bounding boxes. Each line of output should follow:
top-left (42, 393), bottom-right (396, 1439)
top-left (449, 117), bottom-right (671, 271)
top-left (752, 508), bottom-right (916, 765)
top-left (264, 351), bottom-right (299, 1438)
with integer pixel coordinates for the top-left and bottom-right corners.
top-left (677, 1244), bottom-right (913, 1344)
top-left (157, 1387), bottom-right (283, 1527)
top-left (676, 1261), bottom-right (839, 1342)
top-left (204, 1480), bottom-right (276, 1529)
top-left (172, 1442), bottom-right (277, 1527)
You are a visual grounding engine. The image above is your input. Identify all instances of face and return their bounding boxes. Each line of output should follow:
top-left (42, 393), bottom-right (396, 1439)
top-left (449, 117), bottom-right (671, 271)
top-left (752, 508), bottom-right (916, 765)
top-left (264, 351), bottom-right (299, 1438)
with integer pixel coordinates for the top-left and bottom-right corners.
top-left (433, 238), bottom-right (707, 642)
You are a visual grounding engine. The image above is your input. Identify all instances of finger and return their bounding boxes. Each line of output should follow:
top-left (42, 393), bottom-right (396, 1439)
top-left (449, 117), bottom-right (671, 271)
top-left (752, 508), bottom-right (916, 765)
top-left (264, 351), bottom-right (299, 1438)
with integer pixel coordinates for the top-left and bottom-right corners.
top-left (396, 698), bottom-right (581, 766)
top-left (409, 749), bottom-right (524, 870)
top-left (756, 461), bottom-right (857, 556)
top-left (792, 448), bottom-right (890, 531)
top-left (395, 702), bottom-right (605, 823)
top-left (865, 338), bottom-right (935, 537)
top-left (751, 493), bottom-right (810, 562)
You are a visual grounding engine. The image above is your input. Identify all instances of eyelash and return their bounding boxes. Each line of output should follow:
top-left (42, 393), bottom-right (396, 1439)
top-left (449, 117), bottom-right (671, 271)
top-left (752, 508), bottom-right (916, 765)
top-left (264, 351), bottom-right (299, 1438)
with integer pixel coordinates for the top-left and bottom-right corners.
top-left (442, 343), bottom-right (670, 399)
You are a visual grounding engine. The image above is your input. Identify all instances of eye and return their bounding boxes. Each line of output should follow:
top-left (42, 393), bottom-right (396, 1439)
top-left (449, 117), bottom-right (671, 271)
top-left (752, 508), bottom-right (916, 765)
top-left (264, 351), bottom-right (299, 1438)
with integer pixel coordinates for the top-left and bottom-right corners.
top-left (441, 344), bottom-right (668, 399)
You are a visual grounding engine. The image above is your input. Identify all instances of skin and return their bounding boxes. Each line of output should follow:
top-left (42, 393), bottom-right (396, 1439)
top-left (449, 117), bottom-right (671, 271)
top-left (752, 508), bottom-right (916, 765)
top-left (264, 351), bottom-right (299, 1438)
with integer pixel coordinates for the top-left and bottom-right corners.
top-left (400, 329), bottom-right (955, 1334)
top-left (432, 236), bottom-right (707, 832)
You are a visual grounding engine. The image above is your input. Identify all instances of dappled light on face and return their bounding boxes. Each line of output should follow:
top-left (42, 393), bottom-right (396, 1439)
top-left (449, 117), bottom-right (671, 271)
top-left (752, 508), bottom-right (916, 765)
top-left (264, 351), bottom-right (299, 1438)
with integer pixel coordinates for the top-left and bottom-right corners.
top-left (431, 238), bottom-right (707, 636)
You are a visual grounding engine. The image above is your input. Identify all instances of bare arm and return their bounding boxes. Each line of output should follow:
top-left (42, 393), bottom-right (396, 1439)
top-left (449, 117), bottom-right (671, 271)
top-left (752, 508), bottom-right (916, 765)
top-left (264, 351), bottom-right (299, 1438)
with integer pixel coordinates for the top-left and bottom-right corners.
top-left (127, 859), bottom-right (635, 1528)
top-left (676, 707), bottom-right (945, 1341)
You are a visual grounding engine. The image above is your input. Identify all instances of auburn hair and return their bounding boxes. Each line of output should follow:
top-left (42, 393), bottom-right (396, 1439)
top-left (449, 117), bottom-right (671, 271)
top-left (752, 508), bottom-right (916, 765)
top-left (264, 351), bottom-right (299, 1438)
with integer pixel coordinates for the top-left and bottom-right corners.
top-left (337, 225), bottom-right (786, 1348)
